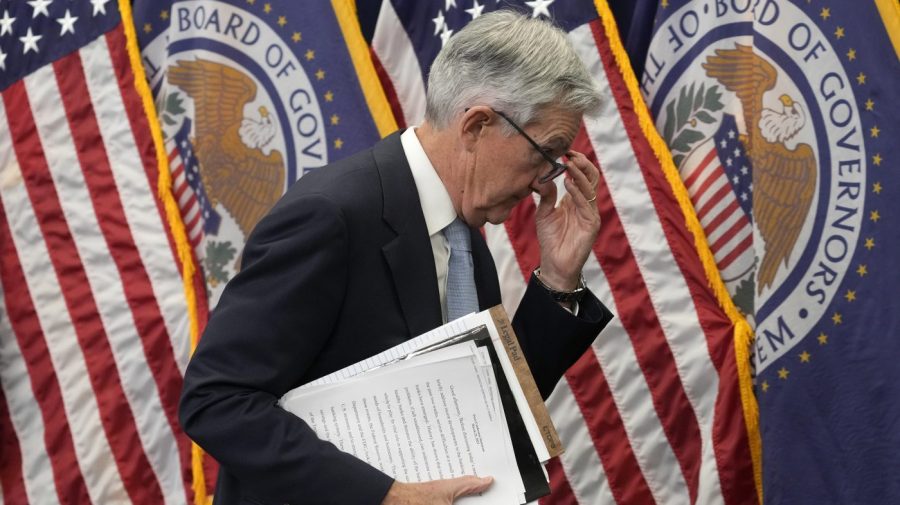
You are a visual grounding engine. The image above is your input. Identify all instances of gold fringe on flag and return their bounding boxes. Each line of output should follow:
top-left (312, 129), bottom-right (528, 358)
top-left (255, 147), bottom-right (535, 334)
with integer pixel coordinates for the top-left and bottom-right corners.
top-left (117, 1), bottom-right (211, 503)
top-left (331, 0), bottom-right (399, 138)
top-left (591, 1), bottom-right (763, 502)
top-left (874, 0), bottom-right (900, 62)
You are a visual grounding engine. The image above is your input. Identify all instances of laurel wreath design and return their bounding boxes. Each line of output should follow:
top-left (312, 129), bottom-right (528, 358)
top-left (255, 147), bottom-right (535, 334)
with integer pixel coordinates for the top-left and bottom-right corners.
top-left (156, 90), bottom-right (187, 127)
top-left (205, 240), bottom-right (237, 288)
top-left (661, 82), bottom-right (725, 167)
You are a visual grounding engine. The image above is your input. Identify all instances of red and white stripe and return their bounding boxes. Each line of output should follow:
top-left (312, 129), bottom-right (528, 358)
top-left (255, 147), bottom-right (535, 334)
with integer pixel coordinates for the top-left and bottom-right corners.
top-left (372, 7), bottom-right (757, 505)
top-left (371, 0), bottom-right (427, 130)
top-left (0, 24), bottom-right (196, 505)
top-left (168, 140), bottom-right (205, 253)
top-left (680, 142), bottom-right (754, 278)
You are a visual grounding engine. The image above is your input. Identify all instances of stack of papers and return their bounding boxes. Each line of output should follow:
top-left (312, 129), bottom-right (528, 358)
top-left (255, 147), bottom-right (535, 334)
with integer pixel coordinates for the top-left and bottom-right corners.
top-left (279, 306), bottom-right (561, 504)
top-left (282, 341), bottom-right (524, 503)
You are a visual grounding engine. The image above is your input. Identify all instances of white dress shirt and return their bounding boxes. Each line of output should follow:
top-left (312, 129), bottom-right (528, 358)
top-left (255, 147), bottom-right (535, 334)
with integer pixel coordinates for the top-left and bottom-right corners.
top-left (401, 127), bottom-right (457, 323)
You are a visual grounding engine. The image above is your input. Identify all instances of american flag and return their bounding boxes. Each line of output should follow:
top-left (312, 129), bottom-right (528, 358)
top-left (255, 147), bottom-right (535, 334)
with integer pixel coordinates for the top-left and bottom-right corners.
top-left (372, 1), bottom-right (759, 503)
top-left (167, 118), bottom-right (220, 257)
top-left (0, 0), bottom-right (202, 503)
top-left (680, 114), bottom-right (755, 282)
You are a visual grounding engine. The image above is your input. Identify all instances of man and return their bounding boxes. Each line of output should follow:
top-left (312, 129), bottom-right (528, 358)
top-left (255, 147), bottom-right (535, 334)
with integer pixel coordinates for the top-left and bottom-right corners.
top-left (180, 10), bottom-right (614, 504)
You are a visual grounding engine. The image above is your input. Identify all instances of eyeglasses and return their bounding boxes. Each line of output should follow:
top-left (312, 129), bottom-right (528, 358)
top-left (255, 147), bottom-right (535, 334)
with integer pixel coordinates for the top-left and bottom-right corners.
top-left (493, 110), bottom-right (568, 183)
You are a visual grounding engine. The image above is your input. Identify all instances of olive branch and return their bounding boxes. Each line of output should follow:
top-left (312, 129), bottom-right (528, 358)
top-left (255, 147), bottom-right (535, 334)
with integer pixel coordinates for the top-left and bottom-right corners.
top-left (661, 83), bottom-right (724, 167)
top-left (205, 240), bottom-right (237, 288)
top-left (155, 89), bottom-right (187, 127)
top-left (732, 276), bottom-right (755, 317)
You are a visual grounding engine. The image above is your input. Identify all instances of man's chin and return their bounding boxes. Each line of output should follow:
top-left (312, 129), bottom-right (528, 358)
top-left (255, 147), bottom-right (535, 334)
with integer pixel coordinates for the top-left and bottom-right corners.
top-left (485, 206), bottom-right (514, 225)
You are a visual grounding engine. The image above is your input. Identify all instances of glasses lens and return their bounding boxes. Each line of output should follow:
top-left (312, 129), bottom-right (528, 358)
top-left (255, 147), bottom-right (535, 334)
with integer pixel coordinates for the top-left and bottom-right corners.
top-left (539, 161), bottom-right (567, 183)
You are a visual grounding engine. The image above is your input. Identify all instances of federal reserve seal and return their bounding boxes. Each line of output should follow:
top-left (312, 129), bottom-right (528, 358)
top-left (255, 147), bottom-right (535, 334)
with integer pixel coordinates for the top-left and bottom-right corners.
top-left (641, 0), bottom-right (867, 374)
top-left (138, 0), bottom-right (349, 304)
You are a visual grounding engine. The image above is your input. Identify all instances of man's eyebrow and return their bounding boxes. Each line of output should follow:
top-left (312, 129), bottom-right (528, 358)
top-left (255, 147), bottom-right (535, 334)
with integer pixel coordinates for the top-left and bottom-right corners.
top-left (540, 136), bottom-right (566, 149)
top-left (542, 137), bottom-right (571, 154)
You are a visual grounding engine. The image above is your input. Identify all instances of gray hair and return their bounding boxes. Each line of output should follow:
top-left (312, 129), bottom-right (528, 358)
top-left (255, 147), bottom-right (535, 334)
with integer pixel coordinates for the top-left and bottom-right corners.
top-left (424, 9), bottom-right (601, 131)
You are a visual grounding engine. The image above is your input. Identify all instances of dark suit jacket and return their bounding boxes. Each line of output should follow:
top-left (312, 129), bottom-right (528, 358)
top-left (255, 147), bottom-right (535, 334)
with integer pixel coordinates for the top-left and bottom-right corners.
top-left (179, 131), bottom-right (613, 505)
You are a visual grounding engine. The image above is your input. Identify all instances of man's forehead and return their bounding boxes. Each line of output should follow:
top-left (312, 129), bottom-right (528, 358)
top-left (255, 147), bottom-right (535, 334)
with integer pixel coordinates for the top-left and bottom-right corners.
top-left (531, 115), bottom-right (580, 147)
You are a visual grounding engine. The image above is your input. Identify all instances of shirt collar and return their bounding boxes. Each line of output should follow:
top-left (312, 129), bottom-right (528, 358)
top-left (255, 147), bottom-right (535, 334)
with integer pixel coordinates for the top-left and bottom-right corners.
top-left (401, 127), bottom-right (457, 237)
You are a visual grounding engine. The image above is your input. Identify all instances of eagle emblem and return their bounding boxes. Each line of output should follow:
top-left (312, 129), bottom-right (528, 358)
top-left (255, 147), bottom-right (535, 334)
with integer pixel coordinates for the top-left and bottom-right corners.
top-left (167, 59), bottom-right (286, 239)
top-left (703, 44), bottom-right (818, 293)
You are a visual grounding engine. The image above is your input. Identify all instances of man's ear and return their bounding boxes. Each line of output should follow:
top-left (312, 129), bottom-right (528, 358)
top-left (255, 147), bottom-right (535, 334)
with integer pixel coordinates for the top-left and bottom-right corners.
top-left (459, 106), bottom-right (494, 152)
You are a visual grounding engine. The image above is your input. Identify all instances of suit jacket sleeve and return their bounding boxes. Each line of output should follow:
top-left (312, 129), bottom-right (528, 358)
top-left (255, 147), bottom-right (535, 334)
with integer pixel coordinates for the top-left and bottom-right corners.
top-left (179, 192), bottom-right (394, 504)
top-left (512, 276), bottom-right (614, 399)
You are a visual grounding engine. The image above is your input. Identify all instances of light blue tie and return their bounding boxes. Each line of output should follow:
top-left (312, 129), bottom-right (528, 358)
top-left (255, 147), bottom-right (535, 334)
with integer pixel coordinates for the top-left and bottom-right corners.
top-left (444, 218), bottom-right (478, 321)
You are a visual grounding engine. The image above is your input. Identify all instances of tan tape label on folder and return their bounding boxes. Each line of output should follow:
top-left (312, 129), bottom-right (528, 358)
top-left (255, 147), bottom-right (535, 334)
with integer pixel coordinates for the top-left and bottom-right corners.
top-left (489, 306), bottom-right (564, 458)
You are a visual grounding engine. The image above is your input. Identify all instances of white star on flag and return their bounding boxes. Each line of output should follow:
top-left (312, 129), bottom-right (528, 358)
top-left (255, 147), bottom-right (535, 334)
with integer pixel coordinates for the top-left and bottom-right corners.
top-left (27, 0), bottom-right (53, 19)
top-left (432, 10), bottom-right (445, 36)
top-left (0, 10), bottom-right (14, 36)
top-left (525, 0), bottom-right (555, 18)
top-left (19, 27), bottom-right (41, 54)
top-left (445, 0), bottom-right (457, 10)
top-left (91, 0), bottom-right (110, 16)
top-left (0, 48), bottom-right (7, 70)
top-left (440, 25), bottom-right (454, 46)
top-left (465, 0), bottom-right (485, 19)
top-left (57, 9), bottom-right (78, 36)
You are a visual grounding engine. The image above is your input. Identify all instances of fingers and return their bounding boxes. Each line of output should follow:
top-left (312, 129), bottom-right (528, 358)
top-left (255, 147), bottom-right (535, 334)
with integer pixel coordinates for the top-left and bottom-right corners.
top-left (535, 176), bottom-right (558, 219)
top-left (564, 150), bottom-right (599, 204)
top-left (382, 476), bottom-right (493, 504)
top-left (567, 150), bottom-right (600, 185)
top-left (561, 151), bottom-right (600, 220)
top-left (447, 476), bottom-right (494, 500)
top-left (535, 150), bottom-right (599, 222)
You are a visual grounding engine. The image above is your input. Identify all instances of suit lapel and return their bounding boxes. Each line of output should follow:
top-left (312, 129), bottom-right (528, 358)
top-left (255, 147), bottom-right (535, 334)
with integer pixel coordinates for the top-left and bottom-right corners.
top-left (375, 132), bottom-right (443, 338)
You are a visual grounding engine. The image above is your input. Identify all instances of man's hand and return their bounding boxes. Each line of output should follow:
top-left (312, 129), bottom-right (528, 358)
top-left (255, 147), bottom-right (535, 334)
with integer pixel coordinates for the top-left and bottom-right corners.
top-left (382, 476), bottom-right (494, 504)
top-left (534, 150), bottom-right (601, 291)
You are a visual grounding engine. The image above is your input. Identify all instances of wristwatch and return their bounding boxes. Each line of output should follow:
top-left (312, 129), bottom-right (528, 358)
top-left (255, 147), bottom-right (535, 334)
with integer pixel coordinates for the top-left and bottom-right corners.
top-left (532, 267), bottom-right (587, 304)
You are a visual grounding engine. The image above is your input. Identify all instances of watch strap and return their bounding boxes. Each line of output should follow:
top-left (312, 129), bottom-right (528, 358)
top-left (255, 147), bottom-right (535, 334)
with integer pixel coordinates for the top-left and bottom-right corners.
top-left (532, 267), bottom-right (587, 304)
